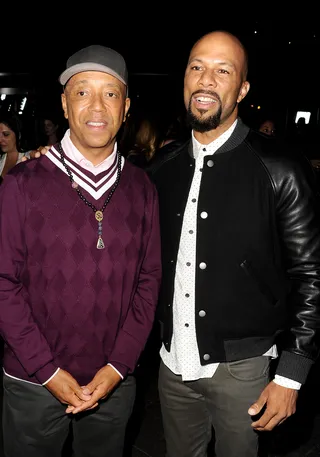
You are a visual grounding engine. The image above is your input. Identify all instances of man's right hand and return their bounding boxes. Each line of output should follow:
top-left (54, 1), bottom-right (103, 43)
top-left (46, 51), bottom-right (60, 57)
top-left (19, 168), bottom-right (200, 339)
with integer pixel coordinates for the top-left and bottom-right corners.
top-left (21, 145), bottom-right (51, 161)
top-left (45, 368), bottom-right (92, 410)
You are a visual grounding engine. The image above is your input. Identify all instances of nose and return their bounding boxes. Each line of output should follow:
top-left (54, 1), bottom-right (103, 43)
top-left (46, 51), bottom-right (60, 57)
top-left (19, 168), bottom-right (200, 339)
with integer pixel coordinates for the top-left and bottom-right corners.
top-left (198, 69), bottom-right (217, 88)
top-left (89, 92), bottom-right (106, 111)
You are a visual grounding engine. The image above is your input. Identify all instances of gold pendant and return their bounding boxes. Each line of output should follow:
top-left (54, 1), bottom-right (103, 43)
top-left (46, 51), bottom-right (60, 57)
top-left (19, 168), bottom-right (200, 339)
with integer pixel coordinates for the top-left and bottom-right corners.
top-left (95, 211), bottom-right (103, 222)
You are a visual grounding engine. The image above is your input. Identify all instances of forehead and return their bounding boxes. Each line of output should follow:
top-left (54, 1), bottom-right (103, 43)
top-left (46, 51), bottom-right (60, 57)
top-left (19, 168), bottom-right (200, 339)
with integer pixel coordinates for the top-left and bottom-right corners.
top-left (66, 71), bottom-right (125, 91)
top-left (261, 121), bottom-right (274, 128)
top-left (0, 123), bottom-right (12, 132)
top-left (189, 32), bottom-right (246, 70)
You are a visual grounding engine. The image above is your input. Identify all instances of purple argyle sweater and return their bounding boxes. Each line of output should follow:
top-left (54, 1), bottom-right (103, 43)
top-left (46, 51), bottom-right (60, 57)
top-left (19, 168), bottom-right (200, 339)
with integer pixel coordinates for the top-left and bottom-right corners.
top-left (0, 151), bottom-right (161, 385)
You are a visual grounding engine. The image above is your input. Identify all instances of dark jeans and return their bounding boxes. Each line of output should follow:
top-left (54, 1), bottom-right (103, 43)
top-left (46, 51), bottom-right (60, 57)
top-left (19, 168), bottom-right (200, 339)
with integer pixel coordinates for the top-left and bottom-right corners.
top-left (2, 373), bottom-right (136, 457)
top-left (158, 356), bottom-right (270, 457)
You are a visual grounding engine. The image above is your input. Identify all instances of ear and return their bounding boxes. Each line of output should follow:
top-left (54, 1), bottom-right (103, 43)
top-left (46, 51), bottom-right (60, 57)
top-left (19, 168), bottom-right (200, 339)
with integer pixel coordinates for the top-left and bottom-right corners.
top-left (61, 93), bottom-right (68, 119)
top-left (123, 97), bottom-right (131, 122)
top-left (237, 81), bottom-right (250, 104)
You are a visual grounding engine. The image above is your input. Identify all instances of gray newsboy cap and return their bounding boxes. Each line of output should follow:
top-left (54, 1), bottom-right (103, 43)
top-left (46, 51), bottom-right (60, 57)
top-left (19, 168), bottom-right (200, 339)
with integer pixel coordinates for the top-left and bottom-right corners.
top-left (59, 45), bottom-right (128, 86)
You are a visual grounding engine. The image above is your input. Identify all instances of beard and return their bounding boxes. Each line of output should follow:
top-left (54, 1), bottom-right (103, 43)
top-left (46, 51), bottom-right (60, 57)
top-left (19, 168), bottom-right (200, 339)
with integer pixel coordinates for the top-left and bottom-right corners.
top-left (186, 95), bottom-right (222, 133)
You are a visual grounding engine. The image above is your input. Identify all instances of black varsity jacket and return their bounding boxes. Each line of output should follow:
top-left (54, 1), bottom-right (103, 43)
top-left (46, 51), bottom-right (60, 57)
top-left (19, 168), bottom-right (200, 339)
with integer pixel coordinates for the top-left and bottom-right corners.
top-left (147, 118), bottom-right (320, 384)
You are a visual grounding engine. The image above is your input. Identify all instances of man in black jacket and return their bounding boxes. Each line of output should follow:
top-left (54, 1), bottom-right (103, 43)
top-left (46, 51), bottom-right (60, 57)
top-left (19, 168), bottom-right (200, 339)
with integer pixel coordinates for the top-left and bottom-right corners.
top-left (148, 30), bottom-right (320, 457)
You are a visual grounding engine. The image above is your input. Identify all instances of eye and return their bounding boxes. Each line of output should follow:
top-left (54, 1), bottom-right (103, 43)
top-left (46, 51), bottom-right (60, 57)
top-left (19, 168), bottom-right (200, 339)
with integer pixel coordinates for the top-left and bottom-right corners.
top-left (218, 69), bottom-right (230, 74)
top-left (190, 65), bottom-right (202, 71)
top-left (105, 91), bottom-right (119, 99)
top-left (77, 90), bottom-right (87, 96)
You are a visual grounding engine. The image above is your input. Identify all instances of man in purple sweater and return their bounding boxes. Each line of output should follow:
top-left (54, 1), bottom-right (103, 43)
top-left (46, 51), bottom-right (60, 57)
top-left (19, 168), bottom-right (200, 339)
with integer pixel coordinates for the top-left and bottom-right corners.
top-left (0, 45), bottom-right (162, 457)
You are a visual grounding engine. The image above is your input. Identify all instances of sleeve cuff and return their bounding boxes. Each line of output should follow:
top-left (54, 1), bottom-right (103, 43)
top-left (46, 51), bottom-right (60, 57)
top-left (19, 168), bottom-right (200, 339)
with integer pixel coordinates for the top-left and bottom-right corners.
top-left (35, 362), bottom-right (58, 384)
top-left (42, 367), bottom-right (60, 385)
top-left (275, 350), bottom-right (314, 384)
top-left (274, 374), bottom-right (301, 390)
top-left (107, 361), bottom-right (128, 379)
top-left (107, 363), bottom-right (124, 380)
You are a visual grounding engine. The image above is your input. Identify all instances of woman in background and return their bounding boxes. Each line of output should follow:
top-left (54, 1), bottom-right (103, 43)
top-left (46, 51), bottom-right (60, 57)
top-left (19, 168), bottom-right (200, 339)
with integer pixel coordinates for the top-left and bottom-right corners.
top-left (0, 114), bottom-right (28, 185)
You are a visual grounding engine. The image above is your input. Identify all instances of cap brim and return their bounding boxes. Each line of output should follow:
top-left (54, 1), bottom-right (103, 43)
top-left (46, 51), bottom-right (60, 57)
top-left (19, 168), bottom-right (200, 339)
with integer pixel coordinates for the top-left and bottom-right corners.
top-left (59, 62), bottom-right (127, 86)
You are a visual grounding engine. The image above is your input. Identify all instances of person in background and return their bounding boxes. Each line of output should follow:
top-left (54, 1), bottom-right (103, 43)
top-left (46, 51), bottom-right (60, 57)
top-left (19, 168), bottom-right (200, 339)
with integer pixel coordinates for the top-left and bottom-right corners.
top-left (258, 118), bottom-right (277, 136)
top-left (0, 44), bottom-right (161, 457)
top-left (0, 114), bottom-right (29, 184)
top-left (148, 30), bottom-right (320, 457)
top-left (148, 112), bottom-right (190, 166)
top-left (42, 112), bottom-right (66, 146)
top-left (126, 115), bottom-right (162, 168)
top-left (29, 111), bottom-right (67, 157)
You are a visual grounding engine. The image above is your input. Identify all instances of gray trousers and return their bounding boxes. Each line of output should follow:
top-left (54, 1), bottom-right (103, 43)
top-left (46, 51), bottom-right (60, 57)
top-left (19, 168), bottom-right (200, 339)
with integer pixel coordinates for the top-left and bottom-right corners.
top-left (2, 373), bottom-right (136, 457)
top-left (158, 356), bottom-right (270, 457)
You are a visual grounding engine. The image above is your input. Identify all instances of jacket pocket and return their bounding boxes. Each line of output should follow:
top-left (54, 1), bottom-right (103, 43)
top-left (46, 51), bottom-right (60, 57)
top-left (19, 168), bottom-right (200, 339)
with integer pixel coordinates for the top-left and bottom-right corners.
top-left (240, 259), bottom-right (278, 305)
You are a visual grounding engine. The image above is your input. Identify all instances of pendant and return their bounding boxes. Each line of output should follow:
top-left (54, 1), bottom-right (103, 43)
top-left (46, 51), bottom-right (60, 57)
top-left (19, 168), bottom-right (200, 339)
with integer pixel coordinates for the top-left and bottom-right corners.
top-left (97, 236), bottom-right (105, 249)
top-left (95, 211), bottom-right (103, 222)
top-left (96, 211), bottom-right (104, 249)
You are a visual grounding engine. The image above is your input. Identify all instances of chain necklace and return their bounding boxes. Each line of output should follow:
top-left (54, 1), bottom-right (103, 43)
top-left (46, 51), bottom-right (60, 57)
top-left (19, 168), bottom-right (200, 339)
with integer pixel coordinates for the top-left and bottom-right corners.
top-left (57, 142), bottom-right (122, 250)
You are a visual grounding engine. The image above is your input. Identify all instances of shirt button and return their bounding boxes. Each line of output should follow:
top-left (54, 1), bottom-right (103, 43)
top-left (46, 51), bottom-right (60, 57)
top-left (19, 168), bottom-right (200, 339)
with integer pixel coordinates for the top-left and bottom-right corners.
top-left (192, 198), bottom-right (196, 203)
top-left (200, 212), bottom-right (208, 219)
top-left (185, 293), bottom-right (190, 298)
top-left (177, 213), bottom-right (181, 217)
top-left (199, 262), bottom-right (207, 269)
top-left (184, 323), bottom-right (189, 327)
top-left (186, 262), bottom-right (191, 266)
top-left (199, 310), bottom-right (206, 317)
top-left (203, 354), bottom-right (210, 361)
top-left (189, 230), bottom-right (194, 234)
top-left (207, 160), bottom-right (214, 167)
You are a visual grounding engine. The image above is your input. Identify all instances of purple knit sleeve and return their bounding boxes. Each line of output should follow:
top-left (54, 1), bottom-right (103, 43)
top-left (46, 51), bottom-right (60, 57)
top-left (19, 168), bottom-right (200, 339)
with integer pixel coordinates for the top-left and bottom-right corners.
top-left (0, 174), bottom-right (57, 382)
top-left (108, 182), bottom-right (162, 376)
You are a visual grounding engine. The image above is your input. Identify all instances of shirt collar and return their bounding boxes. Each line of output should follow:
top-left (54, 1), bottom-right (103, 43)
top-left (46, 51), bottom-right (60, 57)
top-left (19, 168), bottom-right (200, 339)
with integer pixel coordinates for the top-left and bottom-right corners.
top-left (192, 119), bottom-right (238, 159)
top-left (60, 129), bottom-right (117, 174)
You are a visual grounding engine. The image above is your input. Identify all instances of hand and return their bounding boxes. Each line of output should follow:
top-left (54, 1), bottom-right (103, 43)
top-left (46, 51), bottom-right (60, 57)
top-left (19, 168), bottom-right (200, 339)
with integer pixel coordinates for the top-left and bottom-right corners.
top-left (21, 145), bottom-right (51, 162)
top-left (248, 381), bottom-right (298, 431)
top-left (45, 368), bottom-right (92, 411)
top-left (66, 365), bottom-right (122, 414)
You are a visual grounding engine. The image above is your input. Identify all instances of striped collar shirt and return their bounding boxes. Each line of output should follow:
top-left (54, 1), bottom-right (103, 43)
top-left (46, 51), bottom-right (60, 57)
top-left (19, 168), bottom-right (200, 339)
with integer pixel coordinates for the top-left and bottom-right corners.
top-left (45, 129), bottom-right (123, 201)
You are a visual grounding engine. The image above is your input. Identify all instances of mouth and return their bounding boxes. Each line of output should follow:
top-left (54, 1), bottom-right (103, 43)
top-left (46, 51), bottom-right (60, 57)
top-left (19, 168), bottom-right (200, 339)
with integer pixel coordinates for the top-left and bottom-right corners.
top-left (192, 94), bottom-right (217, 109)
top-left (86, 121), bottom-right (107, 127)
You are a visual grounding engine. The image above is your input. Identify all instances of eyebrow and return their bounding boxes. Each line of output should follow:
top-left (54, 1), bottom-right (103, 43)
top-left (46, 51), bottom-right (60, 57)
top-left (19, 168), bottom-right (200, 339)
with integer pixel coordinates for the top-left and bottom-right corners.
top-left (71, 79), bottom-right (120, 88)
top-left (188, 57), bottom-right (236, 70)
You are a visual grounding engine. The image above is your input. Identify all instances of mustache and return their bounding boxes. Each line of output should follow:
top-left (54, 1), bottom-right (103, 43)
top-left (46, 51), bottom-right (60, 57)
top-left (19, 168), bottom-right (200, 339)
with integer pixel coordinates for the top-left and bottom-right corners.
top-left (191, 90), bottom-right (221, 103)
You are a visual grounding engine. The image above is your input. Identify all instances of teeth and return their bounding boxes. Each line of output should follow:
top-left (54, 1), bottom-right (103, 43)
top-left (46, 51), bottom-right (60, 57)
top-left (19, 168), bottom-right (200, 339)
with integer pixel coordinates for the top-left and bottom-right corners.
top-left (87, 122), bottom-right (105, 126)
top-left (196, 97), bottom-right (215, 102)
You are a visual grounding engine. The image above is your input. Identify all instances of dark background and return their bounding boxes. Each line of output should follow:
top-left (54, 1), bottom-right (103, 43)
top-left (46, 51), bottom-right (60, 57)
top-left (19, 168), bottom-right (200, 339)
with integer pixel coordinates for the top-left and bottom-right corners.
top-left (1, 14), bottom-right (320, 141)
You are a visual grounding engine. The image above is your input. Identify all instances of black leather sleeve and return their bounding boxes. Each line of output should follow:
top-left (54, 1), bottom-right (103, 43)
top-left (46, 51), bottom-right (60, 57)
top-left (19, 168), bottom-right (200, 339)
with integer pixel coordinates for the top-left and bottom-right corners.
top-left (264, 150), bottom-right (320, 383)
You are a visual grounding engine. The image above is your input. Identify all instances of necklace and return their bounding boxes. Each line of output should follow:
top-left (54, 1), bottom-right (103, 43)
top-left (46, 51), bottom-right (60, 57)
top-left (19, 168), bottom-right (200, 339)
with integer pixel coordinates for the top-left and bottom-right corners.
top-left (57, 142), bottom-right (122, 250)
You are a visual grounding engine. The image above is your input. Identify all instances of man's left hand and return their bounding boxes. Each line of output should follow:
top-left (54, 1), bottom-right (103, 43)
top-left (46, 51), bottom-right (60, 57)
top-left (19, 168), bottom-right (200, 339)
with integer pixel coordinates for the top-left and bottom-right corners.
top-left (248, 381), bottom-right (298, 431)
top-left (66, 365), bottom-right (122, 414)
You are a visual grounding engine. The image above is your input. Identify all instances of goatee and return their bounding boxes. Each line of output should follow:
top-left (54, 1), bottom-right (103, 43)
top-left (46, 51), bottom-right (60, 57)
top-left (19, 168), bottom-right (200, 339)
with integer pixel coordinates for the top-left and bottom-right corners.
top-left (186, 102), bottom-right (222, 133)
